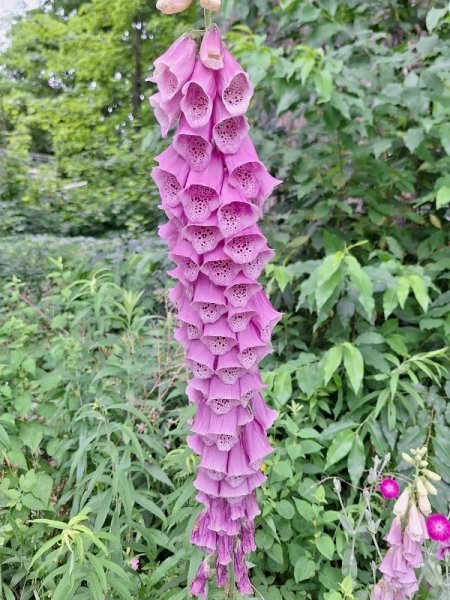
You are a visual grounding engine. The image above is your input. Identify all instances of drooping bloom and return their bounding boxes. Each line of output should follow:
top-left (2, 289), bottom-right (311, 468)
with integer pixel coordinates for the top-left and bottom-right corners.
top-left (150, 28), bottom-right (281, 597)
top-left (393, 489), bottom-right (410, 517)
top-left (379, 478), bottom-right (400, 499)
top-left (426, 514), bottom-right (450, 542)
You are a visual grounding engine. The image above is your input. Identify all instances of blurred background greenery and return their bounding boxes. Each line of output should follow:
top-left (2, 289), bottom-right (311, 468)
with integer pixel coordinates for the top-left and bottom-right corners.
top-left (1, 0), bottom-right (450, 599)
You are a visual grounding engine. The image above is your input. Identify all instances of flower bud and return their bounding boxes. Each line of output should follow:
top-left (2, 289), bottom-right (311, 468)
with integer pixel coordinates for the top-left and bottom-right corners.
top-left (393, 489), bottom-right (410, 517)
top-left (156, 0), bottom-right (193, 14)
top-left (423, 469), bottom-right (441, 482)
top-left (417, 446), bottom-right (427, 457)
top-left (424, 480), bottom-right (438, 495)
top-left (419, 460), bottom-right (428, 467)
top-left (402, 452), bottom-right (415, 465)
top-left (418, 494), bottom-right (431, 516)
top-left (200, 0), bottom-right (222, 10)
top-left (416, 478), bottom-right (428, 496)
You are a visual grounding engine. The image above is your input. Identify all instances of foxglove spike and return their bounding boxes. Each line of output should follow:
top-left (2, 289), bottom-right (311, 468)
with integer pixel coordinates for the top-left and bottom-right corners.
top-left (150, 26), bottom-right (282, 599)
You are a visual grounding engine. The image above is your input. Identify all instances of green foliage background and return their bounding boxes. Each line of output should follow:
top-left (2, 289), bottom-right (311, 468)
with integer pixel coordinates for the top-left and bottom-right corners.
top-left (1, 0), bottom-right (450, 598)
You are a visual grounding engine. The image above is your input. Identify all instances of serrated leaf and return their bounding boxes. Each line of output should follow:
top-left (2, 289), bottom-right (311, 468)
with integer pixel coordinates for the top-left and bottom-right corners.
top-left (316, 534), bottom-right (335, 560)
top-left (294, 556), bottom-right (316, 582)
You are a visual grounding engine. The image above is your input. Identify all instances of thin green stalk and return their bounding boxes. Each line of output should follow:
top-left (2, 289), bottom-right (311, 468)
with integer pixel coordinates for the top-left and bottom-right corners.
top-left (204, 8), bottom-right (213, 29)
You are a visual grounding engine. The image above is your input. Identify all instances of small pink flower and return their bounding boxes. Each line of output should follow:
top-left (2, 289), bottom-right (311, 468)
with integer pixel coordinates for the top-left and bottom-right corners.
top-left (130, 557), bottom-right (140, 571)
top-left (426, 514), bottom-right (450, 542)
top-left (379, 478), bottom-right (400, 499)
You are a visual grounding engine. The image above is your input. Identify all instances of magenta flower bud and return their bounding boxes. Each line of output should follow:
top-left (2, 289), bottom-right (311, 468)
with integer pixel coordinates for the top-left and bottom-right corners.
top-left (426, 513), bottom-right (450, 542)
top-left (200, 27), bottom-right (224, 70)
top-left (379, 478), bottom-right (400, 499)
top-left (150, 26), bottom-right (281, 597)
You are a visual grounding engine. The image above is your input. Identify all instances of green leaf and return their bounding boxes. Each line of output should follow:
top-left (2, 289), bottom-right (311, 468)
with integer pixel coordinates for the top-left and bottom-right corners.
top-left (436, 186), bottom-right (450, 209)
top-left (273, 265), bottom-right (291, 292)
top-left (347, 435), bottom-right (365, 486)
top-left (345, 255), bottom-right (374, 318)
top-left (396, 276), bottom-right (410, 309)
top-left (314, 69), bottom-right (333, 101)
top-left (404, 128), bottom-right (424, 153)
top-left (134, 493), bottom-right (165, 521)
top-left (276, 499), bottom-right (295, 520)
top-left (19, 422), bottom-right (43, 451)
top-left (409, 275), bottom-right (430, 312)
top-left (323, 345), bottom-right (343, 385)
top-left (426, 7), bottom-right (448, 32)
top-left (294, 556), bottom-right (316, 582)
top-left (271, 461), bottom-right (293, 481)
top-left (342, 343), bottom-right (364, 394)
top-left (294, 499), bottom-right (315, 521)
top-left (325, 430), bottom-right (355, 469)
top-left (316, 534), bottom-right (335, 560)
top-left (273, 370), bottom-right (292, 406)
top-left (383, 287), bottom-right (398, 318)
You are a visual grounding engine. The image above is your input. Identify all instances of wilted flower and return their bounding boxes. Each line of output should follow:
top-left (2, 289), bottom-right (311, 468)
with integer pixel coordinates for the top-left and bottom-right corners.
top-left (426, 514), bottom-right (450, 542)
top-left (189, 560), bottom-right (209, 599)
top-left (379, 478), bottom-right (400, 499)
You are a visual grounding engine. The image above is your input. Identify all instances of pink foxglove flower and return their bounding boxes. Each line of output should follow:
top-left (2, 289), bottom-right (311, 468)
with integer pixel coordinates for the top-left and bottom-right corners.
top-left (426, 514), bottom-right (450, 542)
top-left (150, 28), bottom-right (281, 597)
top-left (379, 478), bottom-right (400, 499)
top-left (149, 34), bottom-right (196, 103)
top-left (393, 489), bottom-right (410, 517)
top-left (406, 504), bottom-right (429, 543)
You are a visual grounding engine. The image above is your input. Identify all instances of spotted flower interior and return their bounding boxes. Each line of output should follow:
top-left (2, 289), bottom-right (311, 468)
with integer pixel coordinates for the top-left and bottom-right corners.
top-left (150, 26), bottom-right (282, 598)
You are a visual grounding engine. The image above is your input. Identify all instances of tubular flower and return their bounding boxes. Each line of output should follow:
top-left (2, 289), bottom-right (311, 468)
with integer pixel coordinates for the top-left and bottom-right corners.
top-left (149, 28), bottom-right (282, 597)
top-left (372, 496), bottom-right (431, 599)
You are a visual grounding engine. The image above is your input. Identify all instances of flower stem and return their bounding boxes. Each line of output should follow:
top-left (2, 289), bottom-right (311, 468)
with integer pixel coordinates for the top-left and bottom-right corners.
top-left (204, 8), bottom-right (213, 29)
